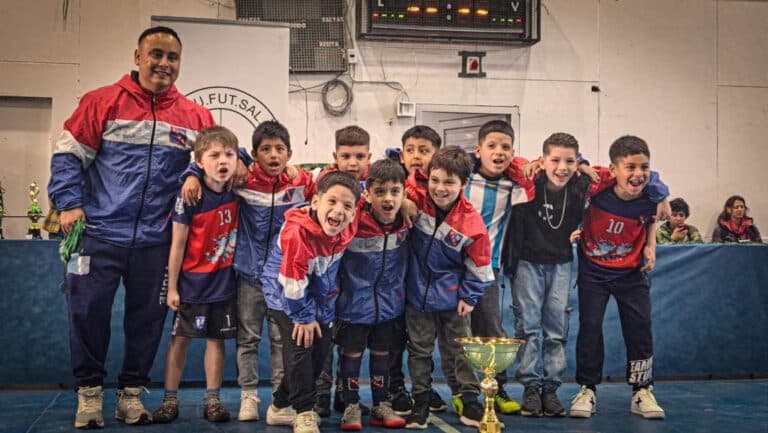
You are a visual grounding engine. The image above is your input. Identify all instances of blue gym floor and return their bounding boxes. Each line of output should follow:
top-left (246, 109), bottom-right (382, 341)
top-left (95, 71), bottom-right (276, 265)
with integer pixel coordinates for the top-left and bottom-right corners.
top-left (3, 380), bottom-right (766, 433)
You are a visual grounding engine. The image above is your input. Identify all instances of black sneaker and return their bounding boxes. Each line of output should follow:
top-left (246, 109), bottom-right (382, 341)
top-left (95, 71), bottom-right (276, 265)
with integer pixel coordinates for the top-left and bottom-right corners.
top-left (458, 400), bottom-right (483, 427)
top-left (405, 404), bottom-right (429, 430)
top-left (541, 385), bottom-right (565, 417)
top-left (429, 389), bottom-right (447, 412)
top-left (389, 389), bottom-right (413, 416)
top-left (520, 386), bottom-right (543, 417)
top-left (315, 393), bottom-right (331, 418)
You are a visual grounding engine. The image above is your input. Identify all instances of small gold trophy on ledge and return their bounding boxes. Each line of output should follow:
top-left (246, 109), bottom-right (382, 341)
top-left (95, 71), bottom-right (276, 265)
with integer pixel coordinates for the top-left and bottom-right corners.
top-left (456, 337), bottom-right (523, 433)
top-left (26, 181), bottom-right (43, 239)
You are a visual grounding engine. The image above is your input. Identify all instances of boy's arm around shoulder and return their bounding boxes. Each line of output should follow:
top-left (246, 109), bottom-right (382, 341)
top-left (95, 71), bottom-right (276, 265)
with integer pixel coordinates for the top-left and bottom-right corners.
top-left (505, 156), bottom-right (536, 203)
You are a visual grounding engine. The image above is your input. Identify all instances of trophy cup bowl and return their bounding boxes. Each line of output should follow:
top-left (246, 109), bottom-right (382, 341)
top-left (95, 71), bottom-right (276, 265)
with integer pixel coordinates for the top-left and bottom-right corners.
top-left (456, 337), bottom-right (523, 433)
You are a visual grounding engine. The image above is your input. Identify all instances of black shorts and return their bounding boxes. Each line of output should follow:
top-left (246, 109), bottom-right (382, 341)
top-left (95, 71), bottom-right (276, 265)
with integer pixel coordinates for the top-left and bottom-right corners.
top-left (334, 317), bottom-right (406, 353)
top-left (172, 298), bottom-right (237, 340)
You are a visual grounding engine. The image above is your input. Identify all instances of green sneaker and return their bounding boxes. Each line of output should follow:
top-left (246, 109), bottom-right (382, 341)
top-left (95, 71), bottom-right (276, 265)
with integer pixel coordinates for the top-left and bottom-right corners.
top-left (494, 388), bottom-right (521, 414)
top-left (451, 394), bottom-right (463, 415)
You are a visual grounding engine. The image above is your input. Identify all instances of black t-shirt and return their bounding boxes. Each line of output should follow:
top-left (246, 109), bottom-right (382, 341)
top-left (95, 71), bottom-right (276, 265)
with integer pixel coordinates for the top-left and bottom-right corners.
top-left (511, 175), bottom-right (590, 264)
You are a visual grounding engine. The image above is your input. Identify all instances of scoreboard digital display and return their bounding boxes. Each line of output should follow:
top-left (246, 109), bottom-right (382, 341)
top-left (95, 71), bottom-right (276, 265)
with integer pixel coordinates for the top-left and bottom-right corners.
top-left (358, 0), bottom-right (540, 44)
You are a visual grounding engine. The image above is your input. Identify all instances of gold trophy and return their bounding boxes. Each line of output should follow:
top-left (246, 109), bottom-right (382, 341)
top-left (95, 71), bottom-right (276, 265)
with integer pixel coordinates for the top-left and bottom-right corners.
top-left (26, 181), bottom-right (43, 239)
top-left (456, 337), bottom-right (523, 433)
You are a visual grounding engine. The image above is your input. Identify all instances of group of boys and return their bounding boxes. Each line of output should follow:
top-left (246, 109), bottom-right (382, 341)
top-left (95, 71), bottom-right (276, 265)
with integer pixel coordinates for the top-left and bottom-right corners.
top-left (153, 119), bottom-right (671, 432)
top-left (54, 24), bottom-right (671, 433)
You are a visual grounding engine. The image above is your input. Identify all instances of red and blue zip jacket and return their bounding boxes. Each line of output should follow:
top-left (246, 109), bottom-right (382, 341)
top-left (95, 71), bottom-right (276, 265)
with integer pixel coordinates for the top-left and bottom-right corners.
top-left (48, 73), bottom-right (215, 247)
top-left (336, 207), bottom-right (409, 325)
top-left (406, 175), bottom-right (495, 312)
top-left (261, 207), bottom-right (358, 325)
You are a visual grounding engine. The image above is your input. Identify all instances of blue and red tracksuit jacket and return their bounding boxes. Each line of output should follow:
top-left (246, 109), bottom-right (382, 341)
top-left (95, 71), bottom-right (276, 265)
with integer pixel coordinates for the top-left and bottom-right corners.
top-left (405, 173), bottom-right (495, 312)
top-left (48, 73), bottom-right (215, 247)
top-left (182, 161), bottom-right (314, 283)
top-left (336, 207), bottom-right (409, 325)
top-left (261, 207), bottom-right (358, 325)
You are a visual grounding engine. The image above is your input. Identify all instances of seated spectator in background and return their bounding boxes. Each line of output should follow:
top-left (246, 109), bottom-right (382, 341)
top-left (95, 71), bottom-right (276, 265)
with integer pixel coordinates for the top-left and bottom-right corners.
top-left (656, 198), bottom-right (703, 244)
top-left (712, 195), bottom-right (762, 243)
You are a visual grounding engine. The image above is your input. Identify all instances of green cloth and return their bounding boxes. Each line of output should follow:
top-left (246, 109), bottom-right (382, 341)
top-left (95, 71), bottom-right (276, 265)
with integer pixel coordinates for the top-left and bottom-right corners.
top-left (656, 221), bottom-right (704, 244)
top-left (59, 219), bottom-right (84, 263)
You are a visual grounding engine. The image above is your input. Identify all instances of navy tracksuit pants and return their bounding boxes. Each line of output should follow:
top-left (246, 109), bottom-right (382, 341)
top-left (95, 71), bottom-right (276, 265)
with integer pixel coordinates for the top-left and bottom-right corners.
top-left (66, 236), bottom-right (169, 389)
top-left (575, 270), bottom-right (655, 388)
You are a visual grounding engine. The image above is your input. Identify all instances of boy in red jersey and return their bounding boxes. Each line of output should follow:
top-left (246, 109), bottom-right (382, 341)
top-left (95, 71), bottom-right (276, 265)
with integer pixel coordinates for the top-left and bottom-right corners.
top-left (569, 135), bottom-right (666, 420)
top-left (153, 126), bottom-right (240, 423)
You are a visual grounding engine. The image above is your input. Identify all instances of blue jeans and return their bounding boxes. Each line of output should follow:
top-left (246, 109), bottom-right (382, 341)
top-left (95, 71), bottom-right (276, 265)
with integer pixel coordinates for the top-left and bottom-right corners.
top-left (512, 259), bottom-right (572, 388)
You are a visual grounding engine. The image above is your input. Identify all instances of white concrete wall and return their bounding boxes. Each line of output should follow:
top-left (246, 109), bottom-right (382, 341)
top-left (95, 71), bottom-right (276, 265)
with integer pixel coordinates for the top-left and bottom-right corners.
top-left (0, 0), bottom-right (766, 239)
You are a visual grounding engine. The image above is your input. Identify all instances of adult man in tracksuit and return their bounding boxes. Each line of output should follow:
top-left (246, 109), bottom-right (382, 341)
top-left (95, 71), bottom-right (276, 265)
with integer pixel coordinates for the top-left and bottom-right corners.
top-left (48, 26), bottom-right (215, 429)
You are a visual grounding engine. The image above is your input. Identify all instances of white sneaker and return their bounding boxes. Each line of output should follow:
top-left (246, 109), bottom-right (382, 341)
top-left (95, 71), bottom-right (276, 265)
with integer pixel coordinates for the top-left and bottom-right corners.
top-left (266, 403), bottom-right (297, 426)
top-left (631, 387), bottom-right (665, 419)
top-left (569, 386), bottom-right (596, 418)
top-left (75, 385), bottom-right (104, 429)
top-left (238, 390), bottom-right (260, 421)
top-left (293, 410), bottom-right (320, 433)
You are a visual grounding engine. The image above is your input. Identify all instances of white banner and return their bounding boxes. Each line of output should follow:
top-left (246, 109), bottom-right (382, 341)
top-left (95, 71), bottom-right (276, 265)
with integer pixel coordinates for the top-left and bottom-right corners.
top-left (152, 16), bottom-right (289, 147)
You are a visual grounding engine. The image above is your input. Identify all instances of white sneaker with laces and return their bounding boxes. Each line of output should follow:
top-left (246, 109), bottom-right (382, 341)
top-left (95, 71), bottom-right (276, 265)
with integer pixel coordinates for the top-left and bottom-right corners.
top-left (569, 386), bottom-right (596, 418)
top-left (238, 390), bottom-right (260, 421)
top-left (266, 403), bottom-right (297, 426)
top-left (293, 410), bottom-right (320, 433)
top-left (631, 387), bottom-right (665, 419)
top-left (75, 385), bottom-right (104, 429)
top-left (115, 387), bottom-right (151, 425)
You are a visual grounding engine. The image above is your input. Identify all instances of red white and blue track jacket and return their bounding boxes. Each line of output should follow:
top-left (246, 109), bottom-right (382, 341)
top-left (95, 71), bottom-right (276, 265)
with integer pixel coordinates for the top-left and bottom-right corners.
top-left (261, 207), bottom-right (357, 325)
top-left (336, 207), bottom-right (409, 325)
top-left (406, 174), bottom-right (495, 312)
top-left (48, 73), bottom-right (215, 247)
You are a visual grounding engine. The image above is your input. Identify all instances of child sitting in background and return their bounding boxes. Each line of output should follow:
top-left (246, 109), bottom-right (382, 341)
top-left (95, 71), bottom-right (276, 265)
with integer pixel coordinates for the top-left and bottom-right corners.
top-left (656, 198), bottom-right (703, 244)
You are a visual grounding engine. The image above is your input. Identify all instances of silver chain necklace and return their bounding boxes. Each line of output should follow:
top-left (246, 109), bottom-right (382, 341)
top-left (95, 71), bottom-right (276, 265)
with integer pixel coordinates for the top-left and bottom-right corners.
top-left (543, 187), bottom-right (567, 230)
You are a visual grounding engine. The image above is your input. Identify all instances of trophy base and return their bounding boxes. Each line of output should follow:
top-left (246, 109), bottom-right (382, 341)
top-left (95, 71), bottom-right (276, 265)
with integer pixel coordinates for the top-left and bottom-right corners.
top-left (26, 228), bottom-right (42, 240)
top-left (479, 420), bottom-right (503, 433)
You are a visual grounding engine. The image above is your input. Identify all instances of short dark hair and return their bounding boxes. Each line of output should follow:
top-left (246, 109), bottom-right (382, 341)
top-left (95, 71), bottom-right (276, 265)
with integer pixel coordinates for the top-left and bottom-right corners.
top-left (194, 126), bottom-right (238, 161)
top-left (317, 171), bottom-right (362, 202)
top-left (401, 125), bottom-right (442, 149)
top-left (609, 135), bottom-right (650, 163)
top-left (543, 132), bottom-right (579, 154)
top-left (478, 120), bottom-right (515, 143)
top-left (252, 120), bottom-right (290, 151)
top-left (138, 26), bottom-right (181, 47)
top-left (427, 146), bottom-right (473, 183)
top-left (335, 125), bottom-right (370, 148)
top-left (367, 158), bottom-right (406, 188)
top-left (719, 195), bottom-right (748, 221)
top-left (670, 198), bottom-right (690, 218)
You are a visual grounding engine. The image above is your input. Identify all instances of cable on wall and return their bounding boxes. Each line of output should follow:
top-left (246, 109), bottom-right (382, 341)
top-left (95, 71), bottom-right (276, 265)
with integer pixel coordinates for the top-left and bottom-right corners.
top-left (321, 78), bottom-right (353, 116)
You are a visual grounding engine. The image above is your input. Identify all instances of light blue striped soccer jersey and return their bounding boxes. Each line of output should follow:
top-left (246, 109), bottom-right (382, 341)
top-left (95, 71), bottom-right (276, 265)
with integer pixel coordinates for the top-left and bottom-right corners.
top-left (465, 172), bottom-right (530, 270)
